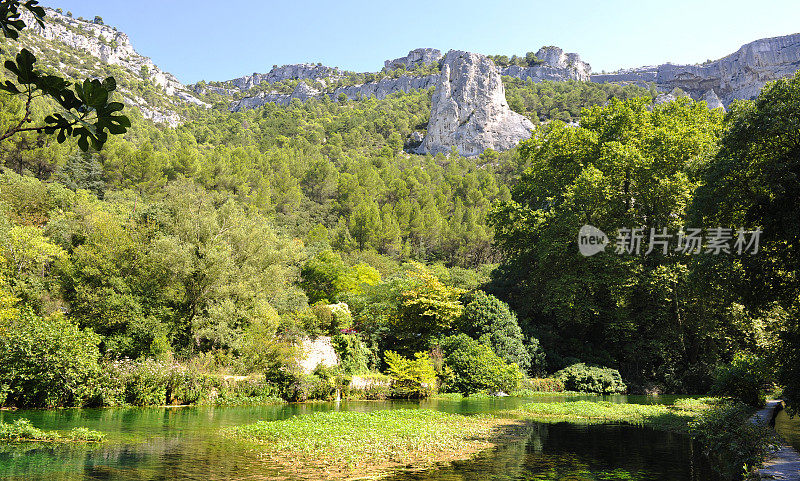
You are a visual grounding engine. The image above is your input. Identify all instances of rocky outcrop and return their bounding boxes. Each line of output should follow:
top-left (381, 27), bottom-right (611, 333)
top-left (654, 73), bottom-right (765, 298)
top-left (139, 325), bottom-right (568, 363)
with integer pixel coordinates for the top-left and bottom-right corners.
top-left (333, 74), bottom-right (438, 101)
top-left (384, 48), bottom-right (442, 71)
top-left (501, 46), bottom-right (591, 82)
top-left (418, 50), bottom-right (534, 157)
top-left (230, 74), bottom-right (439, 111)
top-left (657, 34), bottom-right (800, 104)
top-left (591, 66), bottom-right (658, 87)
top-left (597, 34), bottom-right (800, 107)
top-left (229, 91), bottom-right (288, 111)
top-left (298, 336), bottom-right (338, 373)
top-left (223, 45), bottom-right (589, 112)
top-left (227, 64), bottom-right (343, 91)
top-left (21, 8), bottom-right (208, 124)
top-left (700, 89), bottom-right (725, 110)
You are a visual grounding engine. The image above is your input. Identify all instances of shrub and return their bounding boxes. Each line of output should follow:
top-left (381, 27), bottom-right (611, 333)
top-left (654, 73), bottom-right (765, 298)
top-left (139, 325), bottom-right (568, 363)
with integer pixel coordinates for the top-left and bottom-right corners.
top-left (347, 373), bottom-right (391, 400)
top-left (0, 419), bottom-right (105, 442)
top-left (121, 359), bottom-right (169, 406)
top-left (439, 334), bottom-right (523, 395)
top-left (554, 363), bottom-right (626, 394)
top-left (214, 376), bottom-right (282, 405)
top-left (711, 353), bottom-right (769, 407)
top-left (458, 291), bottom-right (531, 372)
top-left (331, 332), bottom-right (369, 375)
top-left (271, 366), bottom-right (337, 402)
top-left (384, 351), bottom-right (437, 399)
top-left (0, 419), bottom-right (58, 441)
top-left (0, 311), bottom-right (101, 408)
top-left (689, 401), bottom-right (780, 478)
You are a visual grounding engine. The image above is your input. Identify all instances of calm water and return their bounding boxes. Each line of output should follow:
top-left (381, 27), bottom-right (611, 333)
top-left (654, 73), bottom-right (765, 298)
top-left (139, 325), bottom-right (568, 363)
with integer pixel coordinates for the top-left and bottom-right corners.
top-left (0, 395), bottom-right (722, 481)
top-left (775, 407), bottom-right (800, 452)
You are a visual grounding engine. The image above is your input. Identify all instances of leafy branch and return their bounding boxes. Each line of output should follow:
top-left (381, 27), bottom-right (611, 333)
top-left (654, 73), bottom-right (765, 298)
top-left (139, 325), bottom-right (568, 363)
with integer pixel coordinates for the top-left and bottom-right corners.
top-left (0, 0), bottom-right (130, 151)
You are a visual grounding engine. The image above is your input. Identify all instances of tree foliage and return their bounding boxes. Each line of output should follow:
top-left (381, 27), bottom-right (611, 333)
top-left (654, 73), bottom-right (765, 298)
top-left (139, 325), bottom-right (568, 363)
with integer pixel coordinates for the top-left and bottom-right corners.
top-left (693, 72), bottom-right (800, 410)
top-left (0, 0), bottom-right (130, 150)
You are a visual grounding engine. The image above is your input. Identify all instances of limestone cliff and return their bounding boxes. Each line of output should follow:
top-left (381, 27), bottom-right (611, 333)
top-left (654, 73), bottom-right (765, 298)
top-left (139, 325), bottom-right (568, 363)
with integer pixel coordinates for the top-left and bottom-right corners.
top-left (656, 33), bottom-right (800, 105)
top-left (501, 46), bottom-right (591, 82)
top-left (19, 8), bottom-right (208, 126)
top-left (219, 45), bottom-right (590, 112)
top-left (594, 33), bottom-right (800, 108)
top-left (417, 50), bottom-right (534, 157)
top-left (225, 64), bottom-right (343, 91)
top-left (384, 48), bottom-right (442, 71)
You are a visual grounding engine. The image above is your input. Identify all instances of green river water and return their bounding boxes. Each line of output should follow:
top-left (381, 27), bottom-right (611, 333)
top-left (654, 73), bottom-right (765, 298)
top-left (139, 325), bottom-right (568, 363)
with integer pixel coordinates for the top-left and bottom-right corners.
top-left (0, 394), bottom-right (722, 481)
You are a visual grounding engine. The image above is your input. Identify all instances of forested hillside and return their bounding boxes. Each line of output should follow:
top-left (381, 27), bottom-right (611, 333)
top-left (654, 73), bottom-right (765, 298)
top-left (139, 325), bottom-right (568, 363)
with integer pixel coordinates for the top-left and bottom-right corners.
top-left (0, 3), bottom-right (798, 416)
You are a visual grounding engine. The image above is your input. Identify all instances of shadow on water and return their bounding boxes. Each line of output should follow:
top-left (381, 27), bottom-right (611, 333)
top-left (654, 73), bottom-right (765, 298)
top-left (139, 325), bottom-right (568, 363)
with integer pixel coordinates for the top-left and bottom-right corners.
top-left (0, 395), bottom-right (721, 481)
top-left (386, 422), bottom-right (723, 481)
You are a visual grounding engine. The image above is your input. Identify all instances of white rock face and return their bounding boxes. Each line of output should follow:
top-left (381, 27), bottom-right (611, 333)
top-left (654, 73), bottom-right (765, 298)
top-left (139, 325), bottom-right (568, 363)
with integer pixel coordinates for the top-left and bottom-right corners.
top-left (384, 48), bottom-right (442, 70)
top-left (418, 50), bottom-right (534, 157)
top-left (291, 82), bottom-right (321, 101)
top-left (298, 336), bottom-right (339, 374)
top-left (230, 74), bottom-right (440, 111)
top-left (700, 89), bottom-right (725, 110)
top-left (657, 33), bottom-right (800, 105)
top-left (222, 45), bottom-right (589, 112)
top-left (227, 64), bottom-right (342, 91)
top-left (333, 74), bottom-right (439, 101)
top-left (501, 46), bottom-right (591, 82)
top-left (591, 66), bottom-right (658, 87)
top-left (21, 8), bottom-right (208, 124)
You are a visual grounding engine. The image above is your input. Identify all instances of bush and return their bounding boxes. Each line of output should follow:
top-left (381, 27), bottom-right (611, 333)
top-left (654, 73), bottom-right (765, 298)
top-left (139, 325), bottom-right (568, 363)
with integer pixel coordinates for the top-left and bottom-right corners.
top-left (554, 363), bottom-right (626, 394)
top-left (0, 419), bottom-right (58, 441)
top-left (0, 419), bottom-right (104, 442)
top-left (271, 366), bottom-right (339, 402)
top-left (689, 401), bottom-right (779, 478)
top-left (90, 359), bottom-right (262, 407)
top-left (384, 351), bottom-right (437, 399)
top-left (213, 376), bottom-right (282, 405)
top-left (0, 311), bottom-right (101, 408)
top-left (458, 291), bottom-right (531, 372)
top-left (348, 373), bottom-right (391, 400)
top-left (711, 354), bottom-right (769, 407)
top-left (331, 332), bottom-right (369, 375)
top-left (439, 334), bottom-right (523, 395)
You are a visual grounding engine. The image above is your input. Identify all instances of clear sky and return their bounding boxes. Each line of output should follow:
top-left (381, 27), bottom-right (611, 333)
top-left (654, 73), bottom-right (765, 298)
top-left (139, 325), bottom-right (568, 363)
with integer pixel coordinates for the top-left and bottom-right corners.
top-left (44, 0), bottom-right (800, 84)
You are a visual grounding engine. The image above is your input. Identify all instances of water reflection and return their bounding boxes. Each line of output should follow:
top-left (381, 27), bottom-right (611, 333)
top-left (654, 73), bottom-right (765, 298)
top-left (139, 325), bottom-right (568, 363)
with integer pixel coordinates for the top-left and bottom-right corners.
top-left (387, 423), bottom-right (722, 481)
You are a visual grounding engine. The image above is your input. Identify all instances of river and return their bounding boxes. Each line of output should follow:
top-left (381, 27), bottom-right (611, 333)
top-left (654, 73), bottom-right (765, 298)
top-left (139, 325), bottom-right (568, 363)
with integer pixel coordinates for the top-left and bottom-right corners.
top-left (0, 394), bottom-right (722, 480)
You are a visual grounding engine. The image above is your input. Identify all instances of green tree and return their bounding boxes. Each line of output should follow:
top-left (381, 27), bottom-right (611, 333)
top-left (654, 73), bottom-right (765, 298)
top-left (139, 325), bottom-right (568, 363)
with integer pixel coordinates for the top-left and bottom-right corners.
top-left (389, 263), bottom-right (463, 354)
top-left (458, 290), bottom-right (532, 372)
top-left (439, 334), bottom-right (523, 395)
top-left (693, 73), bottom-right (800, 410)
top-left (384, 350), bottom-right (437, 398)
top-left (0, 309), bottom-right (101, 407)
top-left (490, 97), bottom-right (726, 390)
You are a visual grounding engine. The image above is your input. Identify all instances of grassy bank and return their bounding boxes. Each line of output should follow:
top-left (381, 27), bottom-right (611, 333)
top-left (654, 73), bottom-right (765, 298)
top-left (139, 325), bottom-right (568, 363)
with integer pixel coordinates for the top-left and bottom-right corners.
top-left (0, 419), bottom-right (104, 443)
top-left (223, 409), bottom-right (525, 479)
top-left (504, 398), bottom-right (715, 432)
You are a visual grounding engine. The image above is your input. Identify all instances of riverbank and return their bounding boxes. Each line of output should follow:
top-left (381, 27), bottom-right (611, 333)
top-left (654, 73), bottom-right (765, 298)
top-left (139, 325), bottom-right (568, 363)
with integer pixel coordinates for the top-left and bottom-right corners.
top-left (502, 397), bottom-right (713, 432)
top-left (756, 400), bottom-right (800, 480)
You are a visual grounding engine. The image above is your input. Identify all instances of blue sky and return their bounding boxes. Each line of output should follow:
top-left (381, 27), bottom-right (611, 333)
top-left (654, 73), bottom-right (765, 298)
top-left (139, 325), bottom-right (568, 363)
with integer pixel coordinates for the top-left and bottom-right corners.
top-left (44, 0), bottom-right (800, 84)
